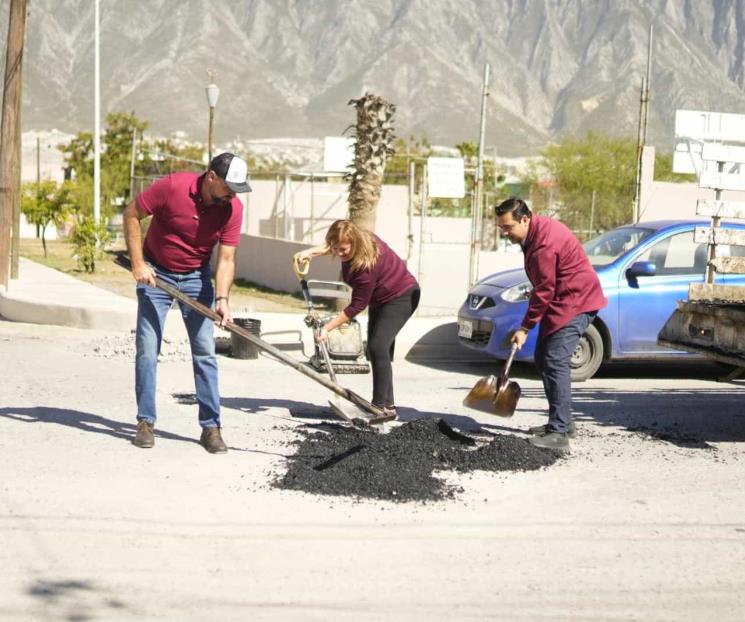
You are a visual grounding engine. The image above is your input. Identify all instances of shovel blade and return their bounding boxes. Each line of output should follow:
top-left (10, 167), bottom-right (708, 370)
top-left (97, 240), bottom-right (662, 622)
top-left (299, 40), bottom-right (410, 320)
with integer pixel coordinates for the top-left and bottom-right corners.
top-left (493, 378), bottom-right (521, 417)
top-left (463, 374), bottom-right (521, 417)
top-left (463, 374), bottom-right (499, 415)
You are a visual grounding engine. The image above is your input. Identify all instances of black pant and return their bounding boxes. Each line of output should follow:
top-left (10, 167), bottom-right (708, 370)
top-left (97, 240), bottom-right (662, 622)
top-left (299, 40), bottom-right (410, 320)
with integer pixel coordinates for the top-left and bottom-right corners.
top-left (367, 286), bottom-right (420, 408)
top-left (533, 312), bottom-right (594, 433)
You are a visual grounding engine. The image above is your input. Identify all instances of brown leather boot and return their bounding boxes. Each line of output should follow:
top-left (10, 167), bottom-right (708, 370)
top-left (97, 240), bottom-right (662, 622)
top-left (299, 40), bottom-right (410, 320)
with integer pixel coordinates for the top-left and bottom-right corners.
top-left (200, 427), bottom-right (228, 454)
top-left (133, 420), bottom-right (154, 448)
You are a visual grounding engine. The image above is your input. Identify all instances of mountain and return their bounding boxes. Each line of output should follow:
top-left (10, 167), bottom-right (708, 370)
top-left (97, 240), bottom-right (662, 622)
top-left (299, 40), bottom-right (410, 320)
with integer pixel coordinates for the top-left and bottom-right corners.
top-left (1, 0), bottom-right (745, 157)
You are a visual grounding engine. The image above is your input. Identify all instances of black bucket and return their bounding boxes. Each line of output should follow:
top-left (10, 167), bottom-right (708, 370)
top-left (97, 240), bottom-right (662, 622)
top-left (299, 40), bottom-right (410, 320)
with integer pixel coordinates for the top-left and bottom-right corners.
top-left (231, 318), bottom-right (262, 359)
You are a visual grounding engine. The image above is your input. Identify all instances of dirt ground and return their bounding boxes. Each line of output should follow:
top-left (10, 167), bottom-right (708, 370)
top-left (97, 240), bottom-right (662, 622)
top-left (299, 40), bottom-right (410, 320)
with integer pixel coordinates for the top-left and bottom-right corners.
top-left (1, 319), bottom-right (745, 621)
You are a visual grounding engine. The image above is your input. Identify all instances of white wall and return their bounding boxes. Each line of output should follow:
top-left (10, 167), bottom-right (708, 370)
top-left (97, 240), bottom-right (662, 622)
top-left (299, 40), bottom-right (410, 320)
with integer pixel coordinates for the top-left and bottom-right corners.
top-left (232, 178), bottom-right (526, 316)
top-left (639, 146), bottom-right (745, 221)
top-left (237, 146), bottom-right (745, 315)
top-left (19, 214), bottom-right (58, 240)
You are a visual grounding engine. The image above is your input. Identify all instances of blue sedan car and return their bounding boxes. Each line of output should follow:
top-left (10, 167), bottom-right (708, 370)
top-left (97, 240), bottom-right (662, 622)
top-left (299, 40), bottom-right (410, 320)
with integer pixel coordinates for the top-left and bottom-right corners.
top-left (457, 219), bottom-right (745, 380)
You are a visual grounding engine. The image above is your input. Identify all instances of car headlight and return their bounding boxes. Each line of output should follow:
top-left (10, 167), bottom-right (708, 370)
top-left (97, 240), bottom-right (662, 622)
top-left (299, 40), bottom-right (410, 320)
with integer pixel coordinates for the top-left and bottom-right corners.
top-left (501, 281), bottom-right (533, 302)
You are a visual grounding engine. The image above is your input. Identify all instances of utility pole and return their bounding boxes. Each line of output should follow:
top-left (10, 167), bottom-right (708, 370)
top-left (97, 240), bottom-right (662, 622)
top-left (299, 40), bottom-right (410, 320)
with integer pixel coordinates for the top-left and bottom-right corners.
top-left (205, 71), bottom-right (220, 164)
top-left (129, 127), bottom-right (137, 201)
top-left (468, 62), bottom-right (490, 287)
top-left (633, 23), bottom-right (653, 223)
top-left (93, 0), bottom-right (101, 225)
top-left (589, 189), bottom-right (596, 237)
top-left (36, 137), bottom-right (41, 237)
top-left (0, 0), bottom-right (28, 287)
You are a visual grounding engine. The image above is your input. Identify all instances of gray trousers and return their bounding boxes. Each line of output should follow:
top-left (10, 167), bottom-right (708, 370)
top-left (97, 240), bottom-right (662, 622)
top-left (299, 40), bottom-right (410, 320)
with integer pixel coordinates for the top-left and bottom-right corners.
top-left (533, 312), bottom-right (594, 434)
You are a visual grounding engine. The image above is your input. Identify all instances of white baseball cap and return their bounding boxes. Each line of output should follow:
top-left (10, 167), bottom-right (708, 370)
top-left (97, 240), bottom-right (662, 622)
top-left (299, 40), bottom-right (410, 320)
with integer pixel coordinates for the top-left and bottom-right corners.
top-left (210, 153), bottom-right (252, 193)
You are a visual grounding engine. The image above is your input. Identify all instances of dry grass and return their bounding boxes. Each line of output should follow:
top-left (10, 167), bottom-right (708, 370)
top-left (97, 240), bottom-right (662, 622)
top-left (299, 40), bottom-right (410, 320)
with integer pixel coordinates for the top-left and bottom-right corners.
top-left (19, 238), bottom-right (308, 312)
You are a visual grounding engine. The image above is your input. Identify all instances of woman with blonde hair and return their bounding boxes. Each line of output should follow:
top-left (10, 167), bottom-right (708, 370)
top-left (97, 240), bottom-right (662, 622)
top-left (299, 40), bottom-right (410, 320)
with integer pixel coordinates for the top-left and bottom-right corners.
top-left (295, 220), bottom-right (420, 420)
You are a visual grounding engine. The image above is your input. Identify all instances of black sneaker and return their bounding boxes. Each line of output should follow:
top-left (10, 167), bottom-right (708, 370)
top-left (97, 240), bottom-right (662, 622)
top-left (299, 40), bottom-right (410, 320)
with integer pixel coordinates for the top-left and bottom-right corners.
top-left (133, 420), bottom-right (154, 448)
top-left (528, 421), bottom-right (576, 439)
top-left (529, 431), bottom-right (570, 452)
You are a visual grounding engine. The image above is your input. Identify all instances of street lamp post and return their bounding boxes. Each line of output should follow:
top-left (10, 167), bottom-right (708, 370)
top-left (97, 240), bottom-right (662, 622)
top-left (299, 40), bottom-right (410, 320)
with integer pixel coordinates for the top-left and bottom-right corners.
top-left (205, 71), bottom-right (220, 164)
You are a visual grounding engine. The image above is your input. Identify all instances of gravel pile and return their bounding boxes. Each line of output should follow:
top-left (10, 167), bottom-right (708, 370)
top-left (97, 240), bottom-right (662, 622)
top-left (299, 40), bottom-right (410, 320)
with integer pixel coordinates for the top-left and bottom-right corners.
top-left (86, 333), bottom-right (193, 362)
top-left (276, 418), bottom-right (561, 502)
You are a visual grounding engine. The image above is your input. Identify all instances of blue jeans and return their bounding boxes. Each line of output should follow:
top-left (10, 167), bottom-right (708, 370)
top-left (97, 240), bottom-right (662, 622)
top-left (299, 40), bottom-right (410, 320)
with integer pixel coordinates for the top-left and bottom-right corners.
top-left (533, 312), bottom-right (595, 434)
top-left (135, 262), bottom-right (221, 428)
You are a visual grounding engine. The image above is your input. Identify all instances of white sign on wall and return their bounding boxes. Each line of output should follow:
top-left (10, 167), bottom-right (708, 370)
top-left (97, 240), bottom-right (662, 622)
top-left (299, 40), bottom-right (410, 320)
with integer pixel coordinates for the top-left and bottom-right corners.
top-left (323, 137), bottom-right (355, 173)
top-left (673, 109), bottom-right (745, 174)
top-left (427, 157), bottom-right (465, 198)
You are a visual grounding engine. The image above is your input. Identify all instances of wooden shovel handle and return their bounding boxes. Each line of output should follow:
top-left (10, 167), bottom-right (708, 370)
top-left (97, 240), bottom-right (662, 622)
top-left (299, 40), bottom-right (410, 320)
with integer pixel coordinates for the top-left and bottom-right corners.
top-left (502, 343), bottom-right (518, 378)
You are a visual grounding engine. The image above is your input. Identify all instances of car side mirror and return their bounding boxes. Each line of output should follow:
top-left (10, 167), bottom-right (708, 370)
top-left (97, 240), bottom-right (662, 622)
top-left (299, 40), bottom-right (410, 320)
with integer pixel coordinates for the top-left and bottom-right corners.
top-left (626, 260), bottom-right (656, 278)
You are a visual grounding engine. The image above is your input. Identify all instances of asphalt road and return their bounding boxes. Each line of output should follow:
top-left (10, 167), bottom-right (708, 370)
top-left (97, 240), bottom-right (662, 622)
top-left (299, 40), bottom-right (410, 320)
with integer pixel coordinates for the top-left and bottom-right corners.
top-left (1, 320), bottom-right (744, 621)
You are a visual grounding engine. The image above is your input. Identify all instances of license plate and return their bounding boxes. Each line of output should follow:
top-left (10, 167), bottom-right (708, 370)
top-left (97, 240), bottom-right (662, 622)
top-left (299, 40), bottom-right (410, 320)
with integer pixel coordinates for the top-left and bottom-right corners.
top-left (457, 320), bottom-right (473, 339)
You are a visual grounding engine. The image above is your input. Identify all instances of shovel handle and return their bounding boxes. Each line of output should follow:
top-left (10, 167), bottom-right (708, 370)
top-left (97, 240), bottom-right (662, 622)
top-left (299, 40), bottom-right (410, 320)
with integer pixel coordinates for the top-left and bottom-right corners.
top-left (502, 343), bottom-right (518, 377)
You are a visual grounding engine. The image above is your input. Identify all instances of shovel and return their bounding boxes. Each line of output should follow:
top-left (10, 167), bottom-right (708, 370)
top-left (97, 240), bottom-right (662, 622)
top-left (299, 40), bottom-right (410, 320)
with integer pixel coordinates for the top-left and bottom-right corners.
top-left (115, 254), bottom-right (388, 423)
top-left (463, 343), bottom-right (521, 417)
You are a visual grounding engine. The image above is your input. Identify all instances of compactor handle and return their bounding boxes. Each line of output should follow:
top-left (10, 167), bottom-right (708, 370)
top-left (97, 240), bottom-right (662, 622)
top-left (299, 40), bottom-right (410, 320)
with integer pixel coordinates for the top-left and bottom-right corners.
top-left (292, 254), bottom-right (310, 280)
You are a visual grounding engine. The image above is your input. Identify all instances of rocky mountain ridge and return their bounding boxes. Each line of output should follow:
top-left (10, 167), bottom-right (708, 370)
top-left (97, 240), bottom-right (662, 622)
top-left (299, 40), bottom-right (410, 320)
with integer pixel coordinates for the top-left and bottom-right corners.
top-left (1, 0), bottom-right (744, 156)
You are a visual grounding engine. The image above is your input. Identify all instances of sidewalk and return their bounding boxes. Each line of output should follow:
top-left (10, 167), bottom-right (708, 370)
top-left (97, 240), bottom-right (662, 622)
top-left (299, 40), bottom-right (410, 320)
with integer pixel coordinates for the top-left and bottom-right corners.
top-left (0, 257), bottom-right (492, 363)
top-left (0, 258), bottom-right (137, 331)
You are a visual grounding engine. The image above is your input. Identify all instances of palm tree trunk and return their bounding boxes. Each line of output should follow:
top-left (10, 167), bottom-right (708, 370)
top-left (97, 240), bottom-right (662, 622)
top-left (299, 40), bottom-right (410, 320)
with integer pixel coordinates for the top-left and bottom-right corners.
top-left (346, 94), bottom-right (396, 232)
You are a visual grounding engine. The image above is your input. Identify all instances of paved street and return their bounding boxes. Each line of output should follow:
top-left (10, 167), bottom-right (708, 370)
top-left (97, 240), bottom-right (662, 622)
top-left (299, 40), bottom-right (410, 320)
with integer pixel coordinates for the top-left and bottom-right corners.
top-left (1, 320), bottom-right (745, 621)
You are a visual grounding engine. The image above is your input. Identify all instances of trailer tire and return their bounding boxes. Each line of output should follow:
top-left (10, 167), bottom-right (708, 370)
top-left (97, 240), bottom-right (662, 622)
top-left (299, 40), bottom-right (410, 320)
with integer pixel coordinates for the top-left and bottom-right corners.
top-left (570, 323), bottom-right (604, 382)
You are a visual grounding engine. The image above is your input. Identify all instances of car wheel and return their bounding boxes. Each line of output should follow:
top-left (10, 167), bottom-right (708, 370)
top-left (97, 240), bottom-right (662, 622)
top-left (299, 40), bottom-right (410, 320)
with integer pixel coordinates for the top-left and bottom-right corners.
top-left (570, 324), bottom-right (604, 382)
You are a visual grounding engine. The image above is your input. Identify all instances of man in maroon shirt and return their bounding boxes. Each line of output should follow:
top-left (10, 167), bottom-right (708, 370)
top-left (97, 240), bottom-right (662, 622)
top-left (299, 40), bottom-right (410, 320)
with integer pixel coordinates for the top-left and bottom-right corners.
top-left (496, 198), bottom-right (607, 451)
top-left (123, 152), bottom-right (249, 453)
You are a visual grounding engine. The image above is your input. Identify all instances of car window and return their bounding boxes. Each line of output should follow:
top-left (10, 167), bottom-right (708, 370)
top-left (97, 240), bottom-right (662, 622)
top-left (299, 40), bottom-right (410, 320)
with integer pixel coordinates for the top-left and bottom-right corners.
top-left (583, 227), bottom-right (654, 266)
top-left (635, 231), bottom-right (707, 275)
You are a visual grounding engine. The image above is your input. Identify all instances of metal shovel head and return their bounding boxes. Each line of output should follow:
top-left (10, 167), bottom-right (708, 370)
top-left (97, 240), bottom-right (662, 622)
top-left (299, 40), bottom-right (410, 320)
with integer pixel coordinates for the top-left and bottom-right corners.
top-left (493, 376), bottom-right (521, 418)
top-left (327, 400), bottom-right (393, 427)
top-left (462, 374), bottom-right (500, 414)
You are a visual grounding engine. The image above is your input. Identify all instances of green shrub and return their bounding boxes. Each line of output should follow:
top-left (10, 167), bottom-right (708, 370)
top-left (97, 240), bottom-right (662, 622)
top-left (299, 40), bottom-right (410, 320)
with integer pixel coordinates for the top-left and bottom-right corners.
top-left (70, 216), bottom-right (111, 273)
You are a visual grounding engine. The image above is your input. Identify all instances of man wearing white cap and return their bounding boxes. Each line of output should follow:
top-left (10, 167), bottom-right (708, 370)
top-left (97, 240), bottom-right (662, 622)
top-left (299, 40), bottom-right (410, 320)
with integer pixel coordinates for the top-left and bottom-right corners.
top-left (123, 152), bottom-right (251, 454)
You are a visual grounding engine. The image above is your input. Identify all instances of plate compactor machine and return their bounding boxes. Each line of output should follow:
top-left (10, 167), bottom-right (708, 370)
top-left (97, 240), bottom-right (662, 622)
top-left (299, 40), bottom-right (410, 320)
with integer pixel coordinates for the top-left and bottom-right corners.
top-left (293, 258), bottom-right (370, 376)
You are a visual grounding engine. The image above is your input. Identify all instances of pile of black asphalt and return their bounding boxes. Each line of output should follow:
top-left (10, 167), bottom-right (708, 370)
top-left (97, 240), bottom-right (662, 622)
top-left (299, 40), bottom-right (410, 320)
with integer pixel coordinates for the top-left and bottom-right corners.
top-left (275, 417), bottom-right (561, 502)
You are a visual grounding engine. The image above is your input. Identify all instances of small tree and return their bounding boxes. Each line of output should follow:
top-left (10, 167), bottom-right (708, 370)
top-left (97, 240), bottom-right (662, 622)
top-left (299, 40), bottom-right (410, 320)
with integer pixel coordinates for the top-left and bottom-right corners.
top-left (20, 180), bottom-right (74, 257)
top-left (525, 132), bottom-right (637, 233)
top-left (70, 215), bottom-right (110, 273)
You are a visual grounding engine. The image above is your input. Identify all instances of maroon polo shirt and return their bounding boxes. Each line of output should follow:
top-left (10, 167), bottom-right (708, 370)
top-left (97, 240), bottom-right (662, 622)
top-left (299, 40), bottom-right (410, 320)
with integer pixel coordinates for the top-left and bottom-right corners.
top-left (521, 214), bottom-right (607, 338)
top-left (342, 236), bottom-right (418, 319)
top-left (137, 172), bottom-right (244, 271)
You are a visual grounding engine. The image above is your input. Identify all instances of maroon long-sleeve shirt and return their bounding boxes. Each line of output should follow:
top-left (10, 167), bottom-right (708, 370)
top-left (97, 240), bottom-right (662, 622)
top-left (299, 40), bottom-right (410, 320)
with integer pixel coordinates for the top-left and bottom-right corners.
top-left (521, 214), bottom-right (607, 338)
top-left (342, 236), bottom-right (418, 319)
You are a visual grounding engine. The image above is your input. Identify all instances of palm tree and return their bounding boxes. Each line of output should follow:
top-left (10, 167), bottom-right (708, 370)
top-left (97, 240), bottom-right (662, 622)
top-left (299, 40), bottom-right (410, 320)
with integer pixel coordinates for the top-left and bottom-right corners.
top-left (346, 93), bottom-right (396, 232)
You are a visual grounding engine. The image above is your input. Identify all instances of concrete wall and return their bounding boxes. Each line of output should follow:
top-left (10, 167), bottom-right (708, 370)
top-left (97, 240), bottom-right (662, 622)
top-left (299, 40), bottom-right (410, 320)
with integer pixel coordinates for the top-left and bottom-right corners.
top-left (233, 178), bottom-right (525, 315)
top-left (230, 147), bottom-right (745, 315)
top-left (639, 146), bottom-right (745, 221)
top-left (233, 232), bottom-right (524, 316)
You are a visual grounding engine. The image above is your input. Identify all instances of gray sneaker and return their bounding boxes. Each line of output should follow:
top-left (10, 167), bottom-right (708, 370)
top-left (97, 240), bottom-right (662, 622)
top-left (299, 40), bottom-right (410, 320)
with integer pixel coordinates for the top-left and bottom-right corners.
top-left (528, 421), bottom-right (576, 439)
top-left (133, 420), bottom-right (154, 448)
top-left (529, 431), bottom-right (570, 451)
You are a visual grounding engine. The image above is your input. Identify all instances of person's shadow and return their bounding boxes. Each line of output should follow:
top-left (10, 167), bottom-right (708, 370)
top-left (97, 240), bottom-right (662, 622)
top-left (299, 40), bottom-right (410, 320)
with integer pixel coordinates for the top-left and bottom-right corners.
top-left (216, 394), bottom-right (529, 437)
top-left (0, 405), bottom-right (278, 453)
top-left (218, 395), bottom-right (341, 423)
top-left (0, 406), bottom-right (198, 446)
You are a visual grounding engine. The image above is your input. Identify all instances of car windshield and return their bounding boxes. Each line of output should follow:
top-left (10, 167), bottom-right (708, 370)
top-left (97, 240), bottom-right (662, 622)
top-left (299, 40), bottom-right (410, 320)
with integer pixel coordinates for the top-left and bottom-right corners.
top-left (583, 226), bottom-right (655, 267)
